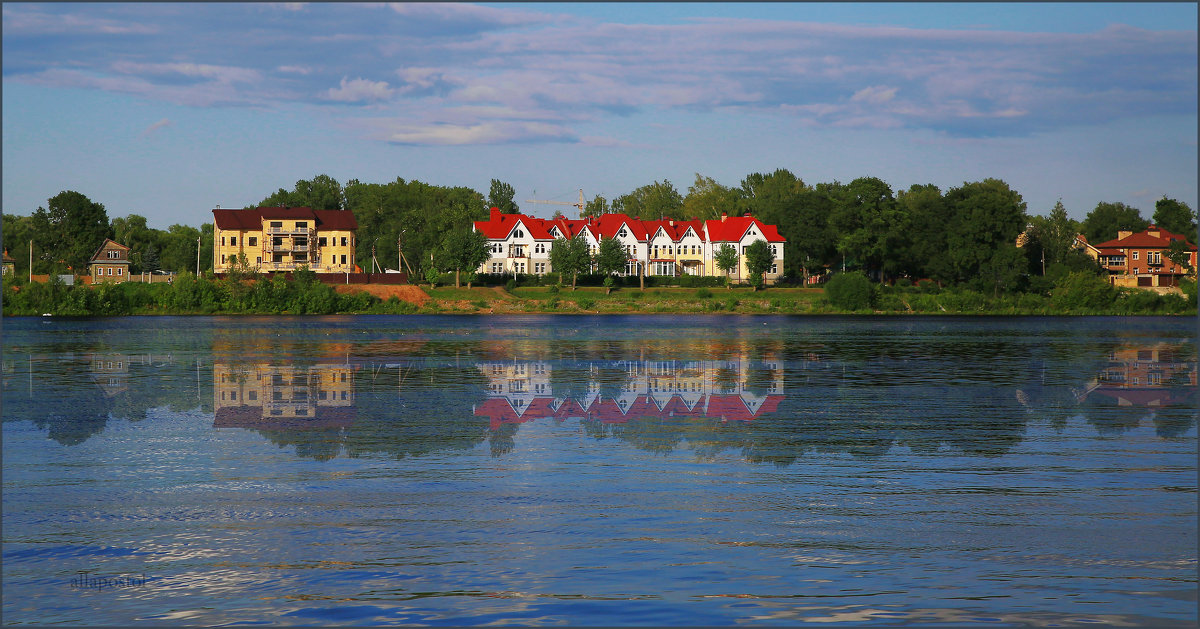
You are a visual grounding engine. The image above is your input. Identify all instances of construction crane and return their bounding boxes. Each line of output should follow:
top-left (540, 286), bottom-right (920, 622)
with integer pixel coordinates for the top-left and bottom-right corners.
top-left (525, 189), bottom-right (587, 217)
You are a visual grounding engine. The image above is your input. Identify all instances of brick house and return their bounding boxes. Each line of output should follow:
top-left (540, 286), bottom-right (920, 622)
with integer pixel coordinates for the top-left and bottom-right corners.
top-left (1094, 225), bottom-right (1197, 289)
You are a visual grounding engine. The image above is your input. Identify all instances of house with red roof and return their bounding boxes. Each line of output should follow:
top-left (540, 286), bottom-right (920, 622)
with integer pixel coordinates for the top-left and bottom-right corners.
top-left (211, 206), bottom-right (358, 274)
top-left (1093, 225), bottom-right (1196, 289)
top-left (472, 208), bottom-right (786, 283)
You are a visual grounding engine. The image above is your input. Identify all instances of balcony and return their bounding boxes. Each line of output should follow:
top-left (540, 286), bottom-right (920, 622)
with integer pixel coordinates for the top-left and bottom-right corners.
top-left (266, 227), bottom-right (314, 237)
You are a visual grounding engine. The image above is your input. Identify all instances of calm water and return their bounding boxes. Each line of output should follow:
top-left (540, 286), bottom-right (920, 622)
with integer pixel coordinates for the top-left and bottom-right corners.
top-left (2, 315), bottom-right (1195, 626)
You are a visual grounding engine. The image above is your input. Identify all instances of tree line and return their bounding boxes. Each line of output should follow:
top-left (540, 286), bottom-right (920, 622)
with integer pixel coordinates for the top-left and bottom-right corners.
top-left (3, 171), bottom-right (1194, 296)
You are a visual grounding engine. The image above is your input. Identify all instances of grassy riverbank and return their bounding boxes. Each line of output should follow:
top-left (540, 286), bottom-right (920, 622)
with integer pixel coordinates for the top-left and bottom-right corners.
top-left (3, 273), bottom-right (1195, 316)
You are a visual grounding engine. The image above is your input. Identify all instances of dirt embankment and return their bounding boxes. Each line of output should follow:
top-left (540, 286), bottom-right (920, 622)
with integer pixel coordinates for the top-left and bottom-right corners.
top-left (333, 284), bottom-right (430, 306)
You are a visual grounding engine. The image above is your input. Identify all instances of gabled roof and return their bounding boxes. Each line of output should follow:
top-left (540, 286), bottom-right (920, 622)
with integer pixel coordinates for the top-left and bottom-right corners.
top-left (1094, 226), bottom-right (1195, 250)
top-left (705, 215), bottom-right (786, 243)
top-left (89, 238), bottom-right (130, 263)
top-left (212, 206), bottom-right (359, 231)
top-left (473, 207), bottom-right (555, 240)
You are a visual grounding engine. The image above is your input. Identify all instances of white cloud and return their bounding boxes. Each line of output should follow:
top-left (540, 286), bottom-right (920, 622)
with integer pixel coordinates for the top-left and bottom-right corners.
top-left (850, 86), bottom-right (898, 105)
top-left (385, 121), bottom-right (573, 145)
top-left (141, 118), bottom-right (171, 137)
top-left (112, 62), bottom-right (260, 84)
top-left (323, 77), bottom-right (394, 103)
top-left (277, 65), bottom-right (312, 75)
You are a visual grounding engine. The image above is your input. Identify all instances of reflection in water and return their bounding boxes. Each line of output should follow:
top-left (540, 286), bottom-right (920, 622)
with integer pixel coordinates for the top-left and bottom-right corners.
top-left (3, 319), bottom-right (1195, 459)
top-left (2, 317), bottom-right (1195, 627)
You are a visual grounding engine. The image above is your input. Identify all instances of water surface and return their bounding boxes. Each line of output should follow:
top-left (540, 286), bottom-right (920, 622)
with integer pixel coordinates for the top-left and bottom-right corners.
top-left (3, 315), bottom-right (1195, 625)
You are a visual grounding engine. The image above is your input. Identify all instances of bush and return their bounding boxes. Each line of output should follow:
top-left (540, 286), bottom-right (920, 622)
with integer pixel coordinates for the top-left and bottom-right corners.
top-left (695, 288), bottom-right (712, 299)
top-left (575, 297), bottom-right (594, 310)
top-left (1051, 272), bottom-right (1118, 311)
top-left (505, 278), bottom-right (518, 292)
top-left (1180, 278), bottom-right (1197, 306)
top-left (824, 271), bottom-right (875, 310)
top-left (895, 277), bottom-right (912, 288)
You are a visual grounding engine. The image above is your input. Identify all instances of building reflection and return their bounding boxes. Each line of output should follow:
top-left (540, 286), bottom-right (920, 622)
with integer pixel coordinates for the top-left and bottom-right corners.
top-left (1074, 342), bottom-right (1197, 437)
top-left (213, 362), bottom-right (357, 431)
top-left (474, 357), bottom-right (784, 430)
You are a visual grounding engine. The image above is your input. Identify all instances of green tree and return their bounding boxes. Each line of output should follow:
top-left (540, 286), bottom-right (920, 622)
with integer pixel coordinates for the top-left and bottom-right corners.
top-left (549, 236), bottom-right (590, 290)
top-left (1153, 197), bottom-right (1197, 237)
top-left (29, 190), bottom-right (111, 274)
top-left (1164, 239), bottom-right (1195, 276)
top-left (261, 174), bottom-right (345, 210)
top-left (714, 243), bottom-right (739, 287)
top-left (824, 271), bottom-right (874, 310)
top-left (1082, 201), bottom-right (1148, 244)
top-left (160, 224), bottom-right (203, 274)
top-left (895, 183), bottom-right (946, 281)
top-left (681, 173), bottom-right (740, 220)
top-left (1, 213), bottom-right (34, 277)
top-left (613, 180), bottom-right (683, 219)
top-left (488, 179), bottom-right (519, 214)
top-left (439, 228), bottom-right (489, 288)
top-left (594, 236), bottom-right (628, 278)
top-left (942, 179), bottom-right (1028, 285)
top-left (743, 239), bottom-right (774, 290)
top-left (1026, 200), bottom-right (1081, 275)
top-left (829, 176), bottom-right (904, 283)
top-left (581, 194), bottom-right (609, 219)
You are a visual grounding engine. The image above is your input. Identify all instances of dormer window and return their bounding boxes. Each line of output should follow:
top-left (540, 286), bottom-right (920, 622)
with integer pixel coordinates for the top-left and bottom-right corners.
top-left (514, 229), bottom-right (525, 239)
top-left (618, 227), bottom-right (629, 238)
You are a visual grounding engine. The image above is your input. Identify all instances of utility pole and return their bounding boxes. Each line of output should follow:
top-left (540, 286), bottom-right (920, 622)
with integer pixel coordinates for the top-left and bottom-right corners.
top-left (196, 236), bottom-right (201, 276)
top-left (29, 239), bottom-right (33, 283)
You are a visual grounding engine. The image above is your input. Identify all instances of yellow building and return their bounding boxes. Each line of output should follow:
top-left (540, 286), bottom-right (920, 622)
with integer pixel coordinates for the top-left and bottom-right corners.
top-left (212, 206), bottom-right (358, 274)
top-left (88, 239), bottom-right (131, 283)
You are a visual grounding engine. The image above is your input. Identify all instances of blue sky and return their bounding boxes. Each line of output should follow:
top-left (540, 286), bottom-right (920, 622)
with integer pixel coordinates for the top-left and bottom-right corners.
top-left (3, 2), bottom-right (1196, 229)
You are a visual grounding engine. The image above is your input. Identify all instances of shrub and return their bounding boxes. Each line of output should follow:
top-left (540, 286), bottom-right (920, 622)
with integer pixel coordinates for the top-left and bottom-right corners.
top-left (695, 288), bottom-right (712, 299)
top-left (547, 284), bottom-right (559, 295)
top-left (505, 278), bottom-right (518, 292)
top-left (575, 297), bottom-right (594, 310)
top-left (895, 277), bottom-right (912, 288)
top-left (1051, 272), bottom-right (1118, 312)
top-left (824, 271), bottom-right (874, 310)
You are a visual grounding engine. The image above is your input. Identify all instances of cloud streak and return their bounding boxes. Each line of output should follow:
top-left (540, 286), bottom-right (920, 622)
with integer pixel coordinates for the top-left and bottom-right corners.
top-left (3, 4), bottom-right (1194, 144)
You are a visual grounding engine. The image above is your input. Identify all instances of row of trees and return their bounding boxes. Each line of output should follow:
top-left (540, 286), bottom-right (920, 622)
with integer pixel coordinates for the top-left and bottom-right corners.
top-left (4, 172), bottom-right (1194, 295)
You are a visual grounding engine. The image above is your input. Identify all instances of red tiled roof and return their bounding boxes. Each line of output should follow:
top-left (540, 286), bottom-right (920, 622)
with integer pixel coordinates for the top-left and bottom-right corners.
top-left (1094, 226), bottom-right (1196, 250)
top-left (704, 215), bottom-right (786, 243)
top-left (213, 207), bottom-right (358, 231)
top-left (472, 211), bottom-right (785, 244)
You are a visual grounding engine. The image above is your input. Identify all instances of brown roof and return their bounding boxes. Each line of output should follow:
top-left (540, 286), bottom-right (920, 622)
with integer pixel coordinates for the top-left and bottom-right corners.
top-left (89, 238), bottom-right (131, 263)
top-left (1094, 226), bottom-right (1195, 250)
top-left (212, 206), bottom-right (358, 231)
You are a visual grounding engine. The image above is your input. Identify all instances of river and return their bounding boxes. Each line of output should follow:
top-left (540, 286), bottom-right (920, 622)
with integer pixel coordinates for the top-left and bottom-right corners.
top-left (2, 315), bottom-right (1195, 625)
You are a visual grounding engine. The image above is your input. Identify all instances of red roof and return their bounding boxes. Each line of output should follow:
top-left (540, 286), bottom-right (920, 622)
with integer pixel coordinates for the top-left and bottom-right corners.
top-left (1094, 226), bottom-right (1195, 250)
top-left (212, 206), bottom-right (358, 231)
top-left (474, 393), bottom-right (784, 426)
top-left (705, 215), bottom-right (786, 243)
top-left (472, 210), bottom-right (786, 244)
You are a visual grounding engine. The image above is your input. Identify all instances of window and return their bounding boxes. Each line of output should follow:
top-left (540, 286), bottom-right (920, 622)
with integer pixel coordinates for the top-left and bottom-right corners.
top-left (534, 262), bottom-right (546, 274)
top-left (270, 221), bottom-right (283, 230)
top-left (318, 237), bottom-right (327, 247)
top-left (296, 222), bottom-right (307, 230)
top-left (515, 262), bottom-right (526, 273)
top-left (221, 237), bottom-right (226, 246)
top-left (1148, 251), bottom-right (1162, 264)
top-left (341, 237), bottom-right (348, 246)
top-left (341, 255), bottom-right (347, 265)
top-left (117, 268), bottom-right (123, 276)
top-left (770, 263), bottom-right (778, 274)
top-left (618, 227), bottom-right (629, 238)
top-left (492, 262), bottom-right (503, 273)
top-left (248, 237), bottom-right (257, 247)
top-left (256, 257), bottom-right (262, 265)
top-left (534, 243), bottom-right (546, 254)
top-left (1132, 251), bottom-right (1138, 260)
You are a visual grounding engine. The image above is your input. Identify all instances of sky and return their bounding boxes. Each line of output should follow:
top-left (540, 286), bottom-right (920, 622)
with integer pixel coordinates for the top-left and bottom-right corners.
top-left (2, 2), bottom-right (1196, 230)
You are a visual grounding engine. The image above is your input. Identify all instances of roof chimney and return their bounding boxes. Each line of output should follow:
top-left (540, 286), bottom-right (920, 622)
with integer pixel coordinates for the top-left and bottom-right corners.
top-left (1147, 225), bottom-right (1160, 238)
top-left (720, 212), bottom-right (728, 223)
top-left (1117, 230), bottom-right (1133, 240)
top-left (490, 206), bottom-right (501, 221)
top-left (669, 219), bottom-right (674, 227)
